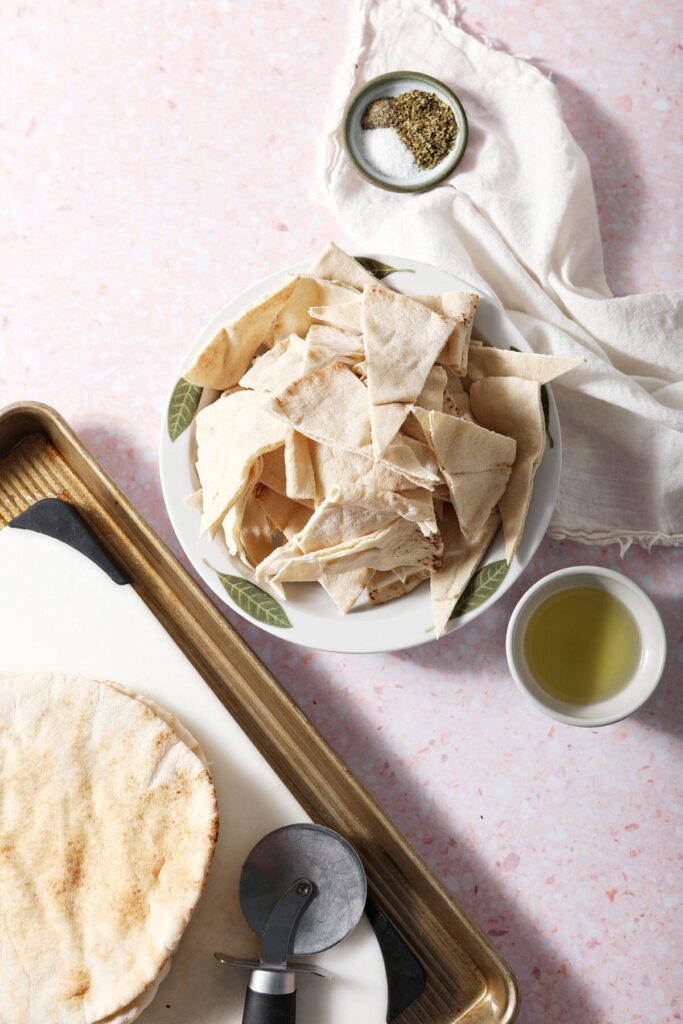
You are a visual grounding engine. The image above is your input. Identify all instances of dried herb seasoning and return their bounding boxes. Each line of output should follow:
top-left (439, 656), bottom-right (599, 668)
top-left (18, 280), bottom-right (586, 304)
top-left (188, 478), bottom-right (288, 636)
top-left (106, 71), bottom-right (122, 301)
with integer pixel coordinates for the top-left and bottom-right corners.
top-left (393, 89), bottom-right (458, 170)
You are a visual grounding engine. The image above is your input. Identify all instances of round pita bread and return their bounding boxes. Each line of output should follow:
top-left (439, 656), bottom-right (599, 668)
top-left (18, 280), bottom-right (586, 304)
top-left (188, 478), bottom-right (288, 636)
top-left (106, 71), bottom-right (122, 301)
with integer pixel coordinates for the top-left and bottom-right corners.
top-left (0, 673), bottom-right (218, 1024)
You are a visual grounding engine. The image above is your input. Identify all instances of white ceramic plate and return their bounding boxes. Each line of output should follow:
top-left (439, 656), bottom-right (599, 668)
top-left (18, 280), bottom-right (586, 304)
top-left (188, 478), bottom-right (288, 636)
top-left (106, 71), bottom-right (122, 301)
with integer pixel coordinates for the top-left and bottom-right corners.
top-left (159, 254), bottom-right (562, 653)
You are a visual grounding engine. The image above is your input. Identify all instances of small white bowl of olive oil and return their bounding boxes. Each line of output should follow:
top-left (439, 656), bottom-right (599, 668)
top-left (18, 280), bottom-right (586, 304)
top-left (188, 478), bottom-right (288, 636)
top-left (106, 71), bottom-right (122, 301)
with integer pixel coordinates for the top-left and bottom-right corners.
top-left (506, 566), bottom-right (666, 727)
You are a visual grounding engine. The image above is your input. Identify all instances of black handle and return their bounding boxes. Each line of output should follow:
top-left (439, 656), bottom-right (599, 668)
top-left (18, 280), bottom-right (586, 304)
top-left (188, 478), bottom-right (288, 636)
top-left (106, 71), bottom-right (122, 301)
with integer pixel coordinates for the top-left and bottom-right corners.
top-left (242, 987), bottom-right (296, 1024)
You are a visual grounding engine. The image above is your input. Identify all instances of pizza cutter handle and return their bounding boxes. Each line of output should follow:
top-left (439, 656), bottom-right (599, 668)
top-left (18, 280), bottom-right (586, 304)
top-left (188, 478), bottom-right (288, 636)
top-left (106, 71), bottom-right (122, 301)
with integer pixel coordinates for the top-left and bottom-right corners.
top-left (243, 969), bottom-right (296, 1024)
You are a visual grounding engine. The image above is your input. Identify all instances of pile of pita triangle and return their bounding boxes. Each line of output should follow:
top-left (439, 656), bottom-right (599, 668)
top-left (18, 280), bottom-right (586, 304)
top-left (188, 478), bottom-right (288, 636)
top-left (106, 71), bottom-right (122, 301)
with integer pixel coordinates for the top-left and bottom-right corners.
top-left (185, 243), bottom-right (581, 637)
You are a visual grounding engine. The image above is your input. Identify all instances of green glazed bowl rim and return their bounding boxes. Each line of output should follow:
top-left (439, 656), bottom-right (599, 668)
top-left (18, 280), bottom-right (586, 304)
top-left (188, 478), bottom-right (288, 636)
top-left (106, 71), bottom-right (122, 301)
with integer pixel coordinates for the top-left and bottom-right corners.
top-left (342, 70), bottom-right (469, 194)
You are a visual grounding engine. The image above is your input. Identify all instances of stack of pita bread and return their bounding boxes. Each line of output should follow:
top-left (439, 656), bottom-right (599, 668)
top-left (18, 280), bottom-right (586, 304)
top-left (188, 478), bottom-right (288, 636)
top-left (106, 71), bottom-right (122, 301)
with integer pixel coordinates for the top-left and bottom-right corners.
top-left (186, 243), bottom-right (581, 637)
top-left (0, 672), bottom-right (218, 1024)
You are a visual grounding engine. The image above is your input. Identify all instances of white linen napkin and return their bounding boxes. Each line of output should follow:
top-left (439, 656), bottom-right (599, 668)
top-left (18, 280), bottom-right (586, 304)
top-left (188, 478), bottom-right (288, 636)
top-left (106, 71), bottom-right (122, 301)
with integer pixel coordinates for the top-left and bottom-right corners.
top-left (318, 0), bottom-right (683, 550)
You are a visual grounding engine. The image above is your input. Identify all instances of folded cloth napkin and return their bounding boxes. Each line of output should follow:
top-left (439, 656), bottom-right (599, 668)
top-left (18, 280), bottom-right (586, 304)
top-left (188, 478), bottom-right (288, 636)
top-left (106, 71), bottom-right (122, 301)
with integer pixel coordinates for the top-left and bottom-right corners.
top-left (318, 0), bottom-right (683, 549)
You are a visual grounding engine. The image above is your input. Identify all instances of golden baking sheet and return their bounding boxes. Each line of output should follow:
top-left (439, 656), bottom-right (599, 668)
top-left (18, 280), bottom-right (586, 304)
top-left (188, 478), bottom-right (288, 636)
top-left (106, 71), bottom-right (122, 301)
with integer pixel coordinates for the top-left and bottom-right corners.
top-left (0, 401), bottom-right (518, 1024)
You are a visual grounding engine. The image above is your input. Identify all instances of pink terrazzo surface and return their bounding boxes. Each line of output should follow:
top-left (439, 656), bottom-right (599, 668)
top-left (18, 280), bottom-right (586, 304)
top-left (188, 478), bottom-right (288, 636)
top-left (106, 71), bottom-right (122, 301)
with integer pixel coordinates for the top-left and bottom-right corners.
top-left (1, 3), bottom-right (681, 1022)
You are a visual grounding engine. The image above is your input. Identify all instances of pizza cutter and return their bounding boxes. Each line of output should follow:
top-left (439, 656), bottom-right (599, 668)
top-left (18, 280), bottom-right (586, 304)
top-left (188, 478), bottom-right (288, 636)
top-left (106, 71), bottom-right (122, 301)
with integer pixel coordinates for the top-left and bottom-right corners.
top-left (215, 823), bottom-right (367, 1024)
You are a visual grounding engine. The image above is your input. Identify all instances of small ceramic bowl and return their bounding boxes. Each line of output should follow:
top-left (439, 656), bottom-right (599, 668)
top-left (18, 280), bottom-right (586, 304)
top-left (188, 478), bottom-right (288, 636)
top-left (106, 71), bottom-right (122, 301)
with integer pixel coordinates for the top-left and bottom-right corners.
top-left (506, 566), bottom-right (666, 727)
top-left (343, 71), bottom-right (468, 194)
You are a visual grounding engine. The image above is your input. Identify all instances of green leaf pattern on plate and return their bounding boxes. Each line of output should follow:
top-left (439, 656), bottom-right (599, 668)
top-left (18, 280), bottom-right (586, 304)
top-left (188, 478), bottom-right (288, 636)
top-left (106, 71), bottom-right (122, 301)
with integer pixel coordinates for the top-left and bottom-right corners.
top-left (207, 564), bottom-right (292, 628)
top-left (356, 257), bottom-right (415, 281)
top-left (451, 559), bottom-right (509, 619)
top-left (168, 377), bottom-right (202, 441)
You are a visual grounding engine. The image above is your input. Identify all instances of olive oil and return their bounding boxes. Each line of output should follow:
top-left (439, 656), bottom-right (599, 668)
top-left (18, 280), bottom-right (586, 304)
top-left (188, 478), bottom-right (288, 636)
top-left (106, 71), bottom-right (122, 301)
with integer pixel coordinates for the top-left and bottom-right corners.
top-left (524, 586), bottom-right (641, 705)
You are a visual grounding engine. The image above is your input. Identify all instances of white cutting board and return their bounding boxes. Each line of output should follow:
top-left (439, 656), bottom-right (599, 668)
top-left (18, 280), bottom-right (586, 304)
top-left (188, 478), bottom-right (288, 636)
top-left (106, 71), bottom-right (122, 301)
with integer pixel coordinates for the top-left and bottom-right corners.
top-left (0, 524), bottom-right (388, 1024)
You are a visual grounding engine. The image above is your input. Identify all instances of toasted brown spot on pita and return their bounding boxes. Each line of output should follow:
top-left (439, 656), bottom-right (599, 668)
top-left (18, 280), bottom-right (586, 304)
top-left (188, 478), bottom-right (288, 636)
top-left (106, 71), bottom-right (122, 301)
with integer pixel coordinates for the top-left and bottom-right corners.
top-left (65, 970), bottom-right (91, 1002)
top-left (65, 840), bottom-right (85, 890)
top-left (117, 885), bottom-right (147, 929)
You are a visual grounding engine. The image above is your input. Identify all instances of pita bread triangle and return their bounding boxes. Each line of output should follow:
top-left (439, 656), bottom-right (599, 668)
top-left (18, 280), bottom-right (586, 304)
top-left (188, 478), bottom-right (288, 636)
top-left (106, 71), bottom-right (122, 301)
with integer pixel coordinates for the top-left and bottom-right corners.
top-left (272, 276), bottom-right (358, 343)
top-left (467, 346), bottom-right (583, 384)
top-left (430, 507), bottom-right (501, 637)
top-left (222, 459), bottom-right (261, 558)
top-left (256, 485), bottom-right (312, 539)
top-left (469, 375), bottom-right (545, 562)
top-left (239, 493), bottom-right (275, 567)
top-left (404, 364), bottom-right (449, 442)
top-left (258, 445), bottom-right (288, 496)
top-left (184, 277), bottom-right (298, 389)
top-left (239, 333), bottom-right (306, 392)
top-left (416, 365), bottom-right (448, 411)
top-left (306, 323), bottom-right (362, 349)
top-left (381, 433), bottom-right (440, 488)
top-left (271, 360), bottom-right (372, 451)
top-left (308, 240), bottom-right (378, 290)
top-left (183, 271), bottom-right (359, 391)
top-left (320, 568), bottom-right (372, 613)
top-left (302, 325), bottom-right (363, 375)
top-left (195, 389), bottom-right (288, 535)
top-left (442, 367), bottom-right (473, 418)
top-left (295, 495), bottom-right (396, 554)
top-left (309, 441), bottom-right (410, 498)
top-left (334, 482), bottom-right (437, 536)
top-left (416, 408), bottom-right (516, 539)
top-left (443, 467), bottom-right (512, 538)
top-left (425, 409), bottom-right (517, 474)
top-left (284, 429), bottom-right (316, 500)
top-left (361, 284), bottom-right (455, 456)
top-left (368, 566), bottom-right (429, 605)
top-left (305, 346), bottom-right (359, 376)
top-left (414, 292), bottom-right (478, 373)
top-left (309, 300), bottom-right (362, 332)
top-left (371, 403), bottom-right (411, 457)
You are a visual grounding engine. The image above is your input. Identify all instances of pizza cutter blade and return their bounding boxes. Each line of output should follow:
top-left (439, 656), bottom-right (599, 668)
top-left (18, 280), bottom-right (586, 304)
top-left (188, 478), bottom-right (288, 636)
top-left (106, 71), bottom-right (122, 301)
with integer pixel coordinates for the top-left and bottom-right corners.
top-left (215, 823), bottom-right (367, 1024)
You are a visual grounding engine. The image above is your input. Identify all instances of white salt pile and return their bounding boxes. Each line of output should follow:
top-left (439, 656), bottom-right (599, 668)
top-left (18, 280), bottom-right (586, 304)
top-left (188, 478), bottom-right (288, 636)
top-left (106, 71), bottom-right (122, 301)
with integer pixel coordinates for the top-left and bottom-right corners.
top-left (360, 127), bottom-right (418, 179)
